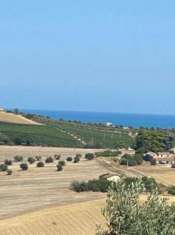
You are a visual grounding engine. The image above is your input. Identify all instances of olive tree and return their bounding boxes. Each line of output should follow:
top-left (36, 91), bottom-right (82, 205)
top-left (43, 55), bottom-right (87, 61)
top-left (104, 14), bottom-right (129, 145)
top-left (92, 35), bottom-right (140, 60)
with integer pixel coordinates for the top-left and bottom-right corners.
top-left (97, 178), bottom-right (175, 235)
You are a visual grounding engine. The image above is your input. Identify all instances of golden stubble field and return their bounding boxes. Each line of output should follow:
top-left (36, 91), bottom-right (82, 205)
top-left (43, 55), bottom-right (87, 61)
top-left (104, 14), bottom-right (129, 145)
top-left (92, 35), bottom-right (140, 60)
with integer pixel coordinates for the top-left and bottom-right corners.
top-left (0, 147), bottom-right (108, 219)
top-left (0, 111), bottom-right (40, 125)
top-left (99, 158), bottom-right (175, 186)
top-left (0, 199), bottom-right (106, 235)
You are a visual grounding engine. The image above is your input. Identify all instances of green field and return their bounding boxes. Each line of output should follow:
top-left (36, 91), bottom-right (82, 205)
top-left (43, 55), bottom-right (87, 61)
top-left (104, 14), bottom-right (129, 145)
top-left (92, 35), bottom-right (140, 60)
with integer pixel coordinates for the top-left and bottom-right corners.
top-left (0, 116), bottom-right (134, 149)
top-left (0, 122), bottom-right (82, 147)
top-left (57, 121), bottom-right (134, 148)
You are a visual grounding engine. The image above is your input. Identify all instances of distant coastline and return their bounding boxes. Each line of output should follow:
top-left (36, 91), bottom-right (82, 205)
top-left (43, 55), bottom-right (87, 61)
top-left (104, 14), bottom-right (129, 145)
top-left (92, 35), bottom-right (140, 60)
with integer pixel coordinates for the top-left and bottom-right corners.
top-left (22, 109), bottom-right (175, 129)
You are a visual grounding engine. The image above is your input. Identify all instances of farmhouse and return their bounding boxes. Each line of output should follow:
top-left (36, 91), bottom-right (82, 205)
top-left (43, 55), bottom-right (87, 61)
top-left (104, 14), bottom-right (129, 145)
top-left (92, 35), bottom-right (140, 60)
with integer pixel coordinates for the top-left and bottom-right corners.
top-left (144, 151), bottom-right (175, 164)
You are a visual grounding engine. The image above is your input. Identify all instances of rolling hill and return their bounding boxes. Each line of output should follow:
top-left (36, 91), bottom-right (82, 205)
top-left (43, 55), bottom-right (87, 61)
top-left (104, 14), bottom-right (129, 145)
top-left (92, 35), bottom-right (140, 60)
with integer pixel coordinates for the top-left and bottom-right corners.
top-left (0, 111), bottom-right (40, 125)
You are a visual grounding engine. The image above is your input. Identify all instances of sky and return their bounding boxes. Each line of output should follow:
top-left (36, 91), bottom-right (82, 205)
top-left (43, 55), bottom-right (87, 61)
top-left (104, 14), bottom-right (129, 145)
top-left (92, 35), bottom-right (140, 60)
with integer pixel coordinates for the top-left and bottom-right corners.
top-left (1, 1), bottom-right (175, 115)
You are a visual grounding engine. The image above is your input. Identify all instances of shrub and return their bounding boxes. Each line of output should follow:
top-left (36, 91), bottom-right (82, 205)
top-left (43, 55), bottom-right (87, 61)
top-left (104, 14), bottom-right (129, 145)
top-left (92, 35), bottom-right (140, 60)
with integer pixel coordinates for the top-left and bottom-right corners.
top-left (123, 176), bottom-right (158, 193)
top-left (4, 159), bottom-right (12, 166)
top-left (57, 164), bottom-right (63, 171)
top-left (120, 154), bottom-right (143, 166)
top-left (0, 164), bottom-right (8, 172)
top-left (71, 178), bottom-right (110, 193)
top-left (95, 150), bottom-right (121, 157)
top-left (66, 157), bottom-right (73, 162)
top-left (58, 160), bottom-right (66, 166)
top-left (85, 153), bottom-right (94, 160)
top-left (74, 156), bottom-right (80, 163)
top-left (54, 154), bottom-right (61, 160)
top-left (98, 178), bottom-right (175, 235)
top-left (6, 169), bottom-right (12, 175)
top-left (28, 157), bottom-right (35, 164)
top-left (37, 162), bottom-right (45, 167)
top-left (45, 156), bottom-right (54, 163)
top-left (14, 155), bottom-right (23, 162)
top-left (20, 163), bottom-right (28, 171)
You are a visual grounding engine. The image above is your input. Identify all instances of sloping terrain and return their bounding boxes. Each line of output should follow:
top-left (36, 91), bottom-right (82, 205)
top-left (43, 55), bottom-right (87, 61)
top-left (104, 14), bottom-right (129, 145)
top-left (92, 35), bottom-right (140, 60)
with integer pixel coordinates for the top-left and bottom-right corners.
top-left (0, 111), bottom-right (40, 125)
top-left (0, 199), bottom-right (106, 235)
top-left (0, 123), bottom-right (82, 147)
top-left (0, 149), bottom-right (108, 219)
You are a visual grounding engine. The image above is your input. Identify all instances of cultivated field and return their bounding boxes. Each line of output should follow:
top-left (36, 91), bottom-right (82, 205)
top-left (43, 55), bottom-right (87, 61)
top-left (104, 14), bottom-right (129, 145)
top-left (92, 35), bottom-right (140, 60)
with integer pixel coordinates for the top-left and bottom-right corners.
top-left (0, 199), bottom-right (106, 235)
top-left (0, 146), bottom-right (104, 160)
top-left (0, 147), bottom-right (108, 219)
top-left (133, 164), bottom-right (175, 186)
top-left (0, 111), bottom-right (40, 125)
top-left (98, 158), bottom-right (175, 186)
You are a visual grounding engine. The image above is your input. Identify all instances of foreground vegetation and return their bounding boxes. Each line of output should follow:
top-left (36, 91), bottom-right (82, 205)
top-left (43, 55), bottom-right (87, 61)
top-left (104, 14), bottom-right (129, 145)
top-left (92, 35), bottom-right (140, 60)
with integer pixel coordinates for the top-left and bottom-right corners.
top-left (98, 178), bottom-right (175, 235)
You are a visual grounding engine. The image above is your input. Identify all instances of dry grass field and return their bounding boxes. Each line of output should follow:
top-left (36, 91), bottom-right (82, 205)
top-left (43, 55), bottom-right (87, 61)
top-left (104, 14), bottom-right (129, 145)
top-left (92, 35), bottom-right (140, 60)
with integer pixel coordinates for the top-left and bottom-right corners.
top-left (98, 158), bottom-right (175, 186)
top-left (0, 146), bottom-right (103, 160)
top-left (0, 199), bottom-right (106, 235)
top-left (0, 111), bottom-right (40, 125)
top-left (0, 147), bottom-right (108, 219)
top-left (133, 164), bottom-right (175, 186)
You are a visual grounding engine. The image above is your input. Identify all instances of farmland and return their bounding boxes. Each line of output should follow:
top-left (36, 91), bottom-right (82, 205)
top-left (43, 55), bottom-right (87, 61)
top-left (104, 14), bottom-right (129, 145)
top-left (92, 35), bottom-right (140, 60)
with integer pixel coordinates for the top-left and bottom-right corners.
top-left (0, 117), bottom-right (134, 148)
top-left (0, 147), bottom-right (108, 219)
top-left (0, 123), bottom-right (82, 147)
top-left (0, 199), bottom-right (106, 235)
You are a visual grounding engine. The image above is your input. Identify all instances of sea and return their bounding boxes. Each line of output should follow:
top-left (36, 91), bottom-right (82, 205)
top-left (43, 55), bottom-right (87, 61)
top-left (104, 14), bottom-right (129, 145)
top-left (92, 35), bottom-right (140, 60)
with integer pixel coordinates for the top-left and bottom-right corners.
top-left (22, 110), bottom-right (175, 129)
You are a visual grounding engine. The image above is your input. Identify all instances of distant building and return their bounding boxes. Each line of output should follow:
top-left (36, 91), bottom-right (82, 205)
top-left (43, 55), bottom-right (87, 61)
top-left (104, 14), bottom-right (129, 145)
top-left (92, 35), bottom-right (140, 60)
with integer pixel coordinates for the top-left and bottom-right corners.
top-left (0, 107), bottom-right (4, 112)
top-left (144, 151), bottom-right (175, 164)
top-left (106, 122), bottom-right (113, 127)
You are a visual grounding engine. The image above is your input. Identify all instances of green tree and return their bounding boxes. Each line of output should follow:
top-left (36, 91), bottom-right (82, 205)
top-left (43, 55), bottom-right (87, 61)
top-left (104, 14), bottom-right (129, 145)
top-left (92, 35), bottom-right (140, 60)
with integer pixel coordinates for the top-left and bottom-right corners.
top-left (98, 178), bottom-right (175, 235)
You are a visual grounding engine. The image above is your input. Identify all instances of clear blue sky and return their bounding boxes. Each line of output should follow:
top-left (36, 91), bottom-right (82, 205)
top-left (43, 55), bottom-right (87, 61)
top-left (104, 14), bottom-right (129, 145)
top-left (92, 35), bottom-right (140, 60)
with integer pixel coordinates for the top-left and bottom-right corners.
top-left (1, 1), bottom-right (175, 114)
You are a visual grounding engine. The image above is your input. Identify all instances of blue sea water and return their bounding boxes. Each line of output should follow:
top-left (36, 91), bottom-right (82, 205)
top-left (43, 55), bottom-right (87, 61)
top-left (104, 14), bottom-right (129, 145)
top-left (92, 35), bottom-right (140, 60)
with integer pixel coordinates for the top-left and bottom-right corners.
top-left (22, 110), bottom-right (175, 129)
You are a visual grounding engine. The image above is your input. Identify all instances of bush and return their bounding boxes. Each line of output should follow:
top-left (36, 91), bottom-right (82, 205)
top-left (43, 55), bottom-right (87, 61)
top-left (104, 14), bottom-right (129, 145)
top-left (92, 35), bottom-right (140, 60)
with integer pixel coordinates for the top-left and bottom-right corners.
top-left (71, 178), bottom-right (110, 193)
top-left (58, 160), bottom-right (66, 166)
top-left (45, 156), bottom-right (54, 163)
top-left (0, 164), bottom-right (8, 171)
top-left (123, 176), bottom-right (158, 193)
top-left (66, 157), bottom-right (73, 162)
top-left (120, 154), bottom-right (143, 166)
top-left (95, 150), bottom-right (121, 157)
top-left (14, 155), bottom-right (23, 162)
top-left (37, 162), bottom-right (45, 167)
top-left (98, 178), bottom-right (175, 235)
top-left (85, 153), bottom-right (94, 160)
top-left (57, 164), bottom-right (63, 171)
top-left (28, 157), bottom-right (35, 164)
top-left (4, 159), bottom-right (12, 166)
top-left (74, 156), bottom-right (80, 163)
top-left (20, 163), bottom-right (28, 171)
top-left (54, 154), bottom-right (61, 160)
top-left (6, 169), bottom-right (12, 175)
